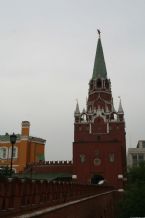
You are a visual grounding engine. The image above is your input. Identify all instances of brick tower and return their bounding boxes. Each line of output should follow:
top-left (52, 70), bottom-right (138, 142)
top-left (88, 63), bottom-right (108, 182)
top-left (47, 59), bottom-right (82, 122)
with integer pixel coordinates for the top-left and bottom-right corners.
top-left (73, 33), bottom-right (126, 189)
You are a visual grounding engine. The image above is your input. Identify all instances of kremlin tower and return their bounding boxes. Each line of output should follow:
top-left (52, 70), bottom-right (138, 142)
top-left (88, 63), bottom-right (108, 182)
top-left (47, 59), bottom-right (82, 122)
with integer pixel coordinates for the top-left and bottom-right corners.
top-left (73, 32), bottom-right (126, 189)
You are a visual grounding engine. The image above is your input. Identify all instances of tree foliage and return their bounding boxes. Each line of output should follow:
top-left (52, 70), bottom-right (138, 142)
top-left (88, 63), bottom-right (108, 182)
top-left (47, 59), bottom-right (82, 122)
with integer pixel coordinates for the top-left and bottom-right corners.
top-left (118, 162), bottom-right (145, 218)
top-left (0, 166), bottom-right (14, 177)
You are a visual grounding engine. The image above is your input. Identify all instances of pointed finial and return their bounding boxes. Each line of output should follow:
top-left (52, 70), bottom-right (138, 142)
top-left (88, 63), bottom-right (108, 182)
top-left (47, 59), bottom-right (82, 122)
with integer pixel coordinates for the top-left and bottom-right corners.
top-left (97, 29), bottom-right (101, 38)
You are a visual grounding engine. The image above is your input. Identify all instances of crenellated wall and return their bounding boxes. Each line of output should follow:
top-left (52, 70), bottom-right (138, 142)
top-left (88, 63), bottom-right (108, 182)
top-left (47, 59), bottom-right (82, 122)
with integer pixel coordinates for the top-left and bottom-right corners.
top-left (25, 161), bottom-right (73, 174)
top-left (27, 160), bottom-right (73, 165)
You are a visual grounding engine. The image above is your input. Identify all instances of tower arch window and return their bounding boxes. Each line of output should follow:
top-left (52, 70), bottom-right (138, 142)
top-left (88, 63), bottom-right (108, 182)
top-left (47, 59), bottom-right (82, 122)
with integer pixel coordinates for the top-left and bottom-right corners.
top-left (0, 147), bottom-right (8, 159)
top-left (8, 146), bottom-right (18, 159)
top-left (96, 79), bottom-right (102, 88)
top-left (81, 113), bottom-right (88, 122)
top-left (105, 79), bottom-right (109, 89)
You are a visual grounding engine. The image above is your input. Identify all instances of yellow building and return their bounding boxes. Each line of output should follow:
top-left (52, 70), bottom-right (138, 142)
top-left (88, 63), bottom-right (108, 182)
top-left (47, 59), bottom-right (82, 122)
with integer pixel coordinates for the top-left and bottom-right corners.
top-left (0, 121), bottom-right (46, 173)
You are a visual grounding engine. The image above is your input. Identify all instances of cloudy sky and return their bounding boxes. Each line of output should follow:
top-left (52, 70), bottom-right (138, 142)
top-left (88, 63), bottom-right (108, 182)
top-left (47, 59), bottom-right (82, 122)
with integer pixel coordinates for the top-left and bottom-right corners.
top-left (0, 0), bottom-right (145, 160)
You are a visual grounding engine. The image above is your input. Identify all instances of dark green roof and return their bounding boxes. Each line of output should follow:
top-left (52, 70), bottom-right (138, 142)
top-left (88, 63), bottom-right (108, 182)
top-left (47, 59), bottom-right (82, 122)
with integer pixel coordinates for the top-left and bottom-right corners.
top-left (92, 37), bottom-right (107, 79)
top-left (0, 134), bottom-right (21, 141)
top-left (14, 173), bottom-right (72, 181)
top-left (0, 134), bottom-right (45, 143)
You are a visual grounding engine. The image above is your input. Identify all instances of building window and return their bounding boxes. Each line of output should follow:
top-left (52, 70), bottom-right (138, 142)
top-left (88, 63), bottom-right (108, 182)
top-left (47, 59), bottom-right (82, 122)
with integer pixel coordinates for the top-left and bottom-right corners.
top-left (8, 146), bottom-right (18, 159)
top-left (109, 153), bottom-right (115, 163)
top-left (138, 154), bottom-right (144, 162)
top-left (0, 147), bottom-right (8, 159)
top-left (80, 154), bottom-right (86, 163)
top-left (132, 154), bottom-right (137, 166)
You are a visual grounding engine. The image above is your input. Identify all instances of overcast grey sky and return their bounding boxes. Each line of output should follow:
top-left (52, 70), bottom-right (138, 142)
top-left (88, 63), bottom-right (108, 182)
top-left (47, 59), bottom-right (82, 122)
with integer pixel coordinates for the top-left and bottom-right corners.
top-left (0, 0), bottom-right (145, 160)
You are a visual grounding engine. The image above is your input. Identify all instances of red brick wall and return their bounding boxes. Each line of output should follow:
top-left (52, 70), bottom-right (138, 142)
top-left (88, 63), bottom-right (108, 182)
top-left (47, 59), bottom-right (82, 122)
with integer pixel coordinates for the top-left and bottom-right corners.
top-left (25, 161), bottom-right (73, 174)
top-left (73, 141), bottom-right (125, 188)
top-left (0, 177), bottom-right (120, 218)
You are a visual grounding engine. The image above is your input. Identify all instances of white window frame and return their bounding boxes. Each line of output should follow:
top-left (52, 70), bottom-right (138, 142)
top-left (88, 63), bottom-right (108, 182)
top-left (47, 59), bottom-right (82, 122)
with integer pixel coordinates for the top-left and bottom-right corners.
top-left (0, 147), bottom-right (8, 159)
top-left (8, 146), bottom-right (18, 159)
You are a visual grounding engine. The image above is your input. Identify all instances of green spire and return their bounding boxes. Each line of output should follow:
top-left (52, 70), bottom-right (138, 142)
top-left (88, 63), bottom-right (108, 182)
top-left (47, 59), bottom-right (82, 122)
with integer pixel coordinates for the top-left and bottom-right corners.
top-left (92, 36), bottom-right (107, 79)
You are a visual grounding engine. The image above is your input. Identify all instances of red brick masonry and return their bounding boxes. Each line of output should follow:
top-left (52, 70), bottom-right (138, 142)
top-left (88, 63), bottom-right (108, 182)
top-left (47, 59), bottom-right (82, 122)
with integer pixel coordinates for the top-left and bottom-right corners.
top-left (0, 177), bottom-right (121, 218)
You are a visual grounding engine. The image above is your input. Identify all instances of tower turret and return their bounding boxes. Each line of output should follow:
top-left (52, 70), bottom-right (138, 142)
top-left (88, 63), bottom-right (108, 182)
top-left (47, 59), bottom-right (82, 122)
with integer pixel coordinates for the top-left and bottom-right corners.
top-left (118, 98), bottom-right (124, 114)
top-left (74, 101), bottom-right (80, 123)
top-left (117, 98), bottom-right (124, 121)
top-left (73, 32), bottom-right (126, 189)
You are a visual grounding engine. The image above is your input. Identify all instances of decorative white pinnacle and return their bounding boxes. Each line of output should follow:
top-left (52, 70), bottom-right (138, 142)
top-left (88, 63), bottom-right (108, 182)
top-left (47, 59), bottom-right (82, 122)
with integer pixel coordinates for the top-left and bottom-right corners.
top-left (74, 100), bottom-right (80, 115)
top-left (118, 97), bottom-right (124, 114)
top-left (111, 98), bottom-right (116, 113)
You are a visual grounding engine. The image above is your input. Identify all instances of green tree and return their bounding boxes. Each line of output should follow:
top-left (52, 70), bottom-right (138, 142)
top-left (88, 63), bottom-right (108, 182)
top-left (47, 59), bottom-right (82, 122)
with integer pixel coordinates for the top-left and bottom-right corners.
top-left (0, 166), bottom-right (14, 177)
top-left (118, 162), bottom-right (145, 218)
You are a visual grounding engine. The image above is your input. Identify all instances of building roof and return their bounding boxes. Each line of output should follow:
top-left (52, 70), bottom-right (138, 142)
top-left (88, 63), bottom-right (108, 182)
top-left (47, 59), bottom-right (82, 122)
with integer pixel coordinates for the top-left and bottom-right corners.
top-left (118, 98), bottom-right (124, 114)
top-left (29, 136), bottom-right (46, 144)
top-left (15, 172), bottom-right (72, 181)
top-left (0, 134), bottom-right (21, 141)
top-left (92, 37), bottom-right (107, 79)
top-left (0, 134), bottom-right (46, 144)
